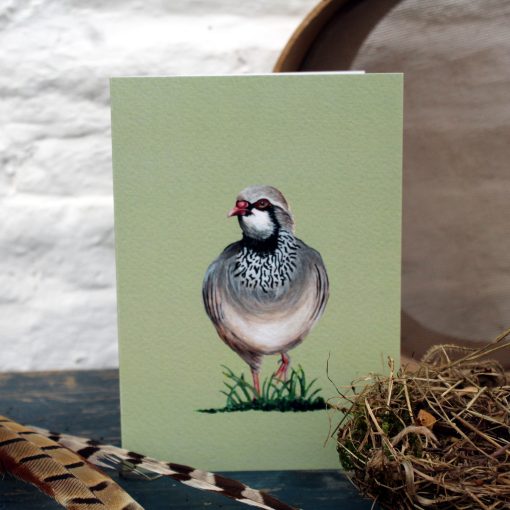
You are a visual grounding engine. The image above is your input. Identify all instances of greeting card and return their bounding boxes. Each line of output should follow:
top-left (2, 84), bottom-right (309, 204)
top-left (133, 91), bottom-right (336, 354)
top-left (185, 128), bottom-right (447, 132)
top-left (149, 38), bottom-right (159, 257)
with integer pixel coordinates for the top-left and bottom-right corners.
top-left (111, 73), bottom-right (403, 470)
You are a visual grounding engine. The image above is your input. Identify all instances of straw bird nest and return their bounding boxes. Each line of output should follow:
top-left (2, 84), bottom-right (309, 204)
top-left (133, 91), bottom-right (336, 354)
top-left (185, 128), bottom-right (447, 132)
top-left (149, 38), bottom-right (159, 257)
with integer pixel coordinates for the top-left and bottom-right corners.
top-left (335, 330), bottom-right (510, 510)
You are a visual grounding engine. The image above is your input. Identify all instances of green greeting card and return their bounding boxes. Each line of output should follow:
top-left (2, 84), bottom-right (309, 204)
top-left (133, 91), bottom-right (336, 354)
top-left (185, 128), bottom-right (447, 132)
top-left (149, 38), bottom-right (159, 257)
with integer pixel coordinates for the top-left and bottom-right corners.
top-left (111, 73), bottom-right (402, 471)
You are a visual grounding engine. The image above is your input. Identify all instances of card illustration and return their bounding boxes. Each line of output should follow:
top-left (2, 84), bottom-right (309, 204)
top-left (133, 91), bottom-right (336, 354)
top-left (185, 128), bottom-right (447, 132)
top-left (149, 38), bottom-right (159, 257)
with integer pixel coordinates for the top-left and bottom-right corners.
top-left (201, 185), bottom-right (329, 412)
top-left (111, 74), bottom-right (403, 471)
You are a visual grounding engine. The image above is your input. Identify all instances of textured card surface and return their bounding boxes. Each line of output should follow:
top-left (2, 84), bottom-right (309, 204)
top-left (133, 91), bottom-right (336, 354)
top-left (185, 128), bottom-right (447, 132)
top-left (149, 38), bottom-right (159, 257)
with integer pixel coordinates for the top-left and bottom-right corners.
top-left (111, 73), bottom-right (402, 471)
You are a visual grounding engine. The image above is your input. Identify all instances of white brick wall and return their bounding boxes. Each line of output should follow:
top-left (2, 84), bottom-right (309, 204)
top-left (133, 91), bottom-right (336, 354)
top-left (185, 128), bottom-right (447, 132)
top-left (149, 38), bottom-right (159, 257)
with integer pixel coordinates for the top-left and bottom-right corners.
top-left (0, 0), bottom-right (317, 371)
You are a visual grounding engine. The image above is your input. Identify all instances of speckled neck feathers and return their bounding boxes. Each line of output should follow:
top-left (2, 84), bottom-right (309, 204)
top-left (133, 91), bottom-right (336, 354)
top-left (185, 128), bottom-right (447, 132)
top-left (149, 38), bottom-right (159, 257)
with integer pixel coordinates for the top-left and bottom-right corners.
top-left (233, 230), bottom-right (298, 292)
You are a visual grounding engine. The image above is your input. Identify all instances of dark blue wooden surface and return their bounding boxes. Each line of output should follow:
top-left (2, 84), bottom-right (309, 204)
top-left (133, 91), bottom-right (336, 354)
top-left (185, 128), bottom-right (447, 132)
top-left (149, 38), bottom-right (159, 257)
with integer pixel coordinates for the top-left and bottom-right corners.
top-left (0, 370), bottom-right (375, 509)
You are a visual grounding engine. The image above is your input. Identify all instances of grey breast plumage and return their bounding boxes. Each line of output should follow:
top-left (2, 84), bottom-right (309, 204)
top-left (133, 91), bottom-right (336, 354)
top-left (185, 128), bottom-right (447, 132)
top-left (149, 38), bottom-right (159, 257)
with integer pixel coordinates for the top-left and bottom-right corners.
top-left (202, 185), bottom-right (329, 372)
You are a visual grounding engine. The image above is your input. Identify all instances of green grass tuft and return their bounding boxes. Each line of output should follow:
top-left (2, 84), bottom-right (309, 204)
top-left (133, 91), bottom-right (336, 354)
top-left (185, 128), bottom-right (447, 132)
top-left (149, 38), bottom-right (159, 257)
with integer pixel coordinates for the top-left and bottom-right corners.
top-left (198, 365), bottom-right (326, 413)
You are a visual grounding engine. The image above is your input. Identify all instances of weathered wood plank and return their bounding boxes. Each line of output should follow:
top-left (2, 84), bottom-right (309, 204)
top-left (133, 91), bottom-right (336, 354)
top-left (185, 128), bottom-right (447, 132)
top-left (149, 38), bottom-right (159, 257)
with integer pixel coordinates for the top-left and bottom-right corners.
top-left (0, 370), bottom-right (375, 509)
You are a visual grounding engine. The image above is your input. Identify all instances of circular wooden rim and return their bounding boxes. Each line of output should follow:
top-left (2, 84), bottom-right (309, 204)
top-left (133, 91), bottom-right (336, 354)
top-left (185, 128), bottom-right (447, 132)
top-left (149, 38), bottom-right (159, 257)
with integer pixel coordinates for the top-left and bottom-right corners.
top-left (273, 0), bottom-right (355, 72)
top-left (272, 0), bottom-right (499, 356)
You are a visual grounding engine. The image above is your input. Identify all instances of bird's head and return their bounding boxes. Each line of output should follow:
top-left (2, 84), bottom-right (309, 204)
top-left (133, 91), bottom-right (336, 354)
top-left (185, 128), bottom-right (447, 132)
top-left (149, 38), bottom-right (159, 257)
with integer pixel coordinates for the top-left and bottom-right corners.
top-left (228, 185), bottom-right (294, 241)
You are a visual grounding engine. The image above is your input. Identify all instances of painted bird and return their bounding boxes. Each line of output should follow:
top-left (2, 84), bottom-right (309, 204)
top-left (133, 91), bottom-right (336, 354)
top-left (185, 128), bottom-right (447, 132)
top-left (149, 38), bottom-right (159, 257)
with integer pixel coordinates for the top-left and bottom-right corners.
top-left (202, 185), bottom-right (329, 394)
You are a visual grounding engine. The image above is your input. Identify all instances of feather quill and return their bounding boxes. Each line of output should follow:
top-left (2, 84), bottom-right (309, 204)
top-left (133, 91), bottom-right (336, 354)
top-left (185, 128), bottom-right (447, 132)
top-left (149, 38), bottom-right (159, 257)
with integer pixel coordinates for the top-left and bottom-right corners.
top-left (0, 415), bottom-right (297, 510)
top-left (29, 425), bottom-right (298, 510)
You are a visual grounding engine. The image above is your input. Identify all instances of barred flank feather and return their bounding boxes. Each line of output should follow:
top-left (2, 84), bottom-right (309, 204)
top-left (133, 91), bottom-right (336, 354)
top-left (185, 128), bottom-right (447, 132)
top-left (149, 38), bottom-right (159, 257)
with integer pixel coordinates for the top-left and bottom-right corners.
top-left (29, 425), bottom-right (298, 510)
top-left (0, 416), bottom-right (143, 510)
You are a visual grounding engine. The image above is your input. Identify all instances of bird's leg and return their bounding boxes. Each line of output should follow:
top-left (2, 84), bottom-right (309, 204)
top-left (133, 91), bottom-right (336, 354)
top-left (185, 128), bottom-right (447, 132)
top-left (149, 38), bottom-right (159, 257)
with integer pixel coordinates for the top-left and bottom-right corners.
top-left (251, 368), bottom-right (261, 397)
top-left (274, 353), bottom-right (290, 381)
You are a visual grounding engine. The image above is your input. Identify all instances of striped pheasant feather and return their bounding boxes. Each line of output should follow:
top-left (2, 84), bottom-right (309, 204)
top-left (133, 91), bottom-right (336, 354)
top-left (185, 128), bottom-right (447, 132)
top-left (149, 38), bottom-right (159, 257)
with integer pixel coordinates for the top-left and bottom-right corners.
top-left (28, 422), bottom-right (298, 510)
top-left (0, 416), bottom-right (143, 510)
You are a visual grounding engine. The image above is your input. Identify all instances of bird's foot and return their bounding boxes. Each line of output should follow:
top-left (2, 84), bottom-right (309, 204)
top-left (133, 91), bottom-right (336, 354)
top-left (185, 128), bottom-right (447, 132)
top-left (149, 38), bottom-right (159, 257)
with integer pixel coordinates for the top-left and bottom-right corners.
top-left (274, 354), bottom-right (290, 381)
top-left (274, 367), bottom-right (288, 381)
top-left (251, 369), bottom-right (261, 398)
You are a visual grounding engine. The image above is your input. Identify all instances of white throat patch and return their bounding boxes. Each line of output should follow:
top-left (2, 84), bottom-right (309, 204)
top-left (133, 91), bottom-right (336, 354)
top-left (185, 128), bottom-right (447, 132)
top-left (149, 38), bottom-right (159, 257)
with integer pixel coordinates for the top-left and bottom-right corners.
top-left (240, 209), bottom-right (274, 240)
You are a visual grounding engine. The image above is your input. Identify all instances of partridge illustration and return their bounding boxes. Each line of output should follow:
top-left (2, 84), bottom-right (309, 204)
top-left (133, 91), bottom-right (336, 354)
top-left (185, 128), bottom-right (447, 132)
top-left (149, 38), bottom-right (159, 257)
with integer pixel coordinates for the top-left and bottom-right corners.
top-left (202, 185), bottom-right (329, 394)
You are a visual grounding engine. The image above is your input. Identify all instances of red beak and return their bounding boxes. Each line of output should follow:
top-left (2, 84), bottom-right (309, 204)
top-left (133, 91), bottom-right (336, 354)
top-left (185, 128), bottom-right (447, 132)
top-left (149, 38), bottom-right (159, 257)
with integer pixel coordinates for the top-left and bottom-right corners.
top-left (227, 205), bottom-right (249, 217)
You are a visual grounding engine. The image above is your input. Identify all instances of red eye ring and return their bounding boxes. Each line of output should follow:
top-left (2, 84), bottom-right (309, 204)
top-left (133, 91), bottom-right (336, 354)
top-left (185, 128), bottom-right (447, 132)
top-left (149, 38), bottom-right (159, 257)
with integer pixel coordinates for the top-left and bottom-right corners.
top-left (254, 199), bottom-right (270, 210)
